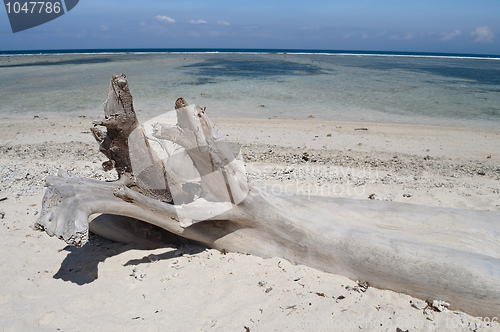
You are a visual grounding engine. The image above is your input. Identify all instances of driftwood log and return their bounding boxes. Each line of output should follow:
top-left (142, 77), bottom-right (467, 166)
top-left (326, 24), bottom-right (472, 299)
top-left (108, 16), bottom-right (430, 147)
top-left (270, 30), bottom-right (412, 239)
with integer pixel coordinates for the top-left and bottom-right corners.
top-left (35, 74), bottom-right (500, 317)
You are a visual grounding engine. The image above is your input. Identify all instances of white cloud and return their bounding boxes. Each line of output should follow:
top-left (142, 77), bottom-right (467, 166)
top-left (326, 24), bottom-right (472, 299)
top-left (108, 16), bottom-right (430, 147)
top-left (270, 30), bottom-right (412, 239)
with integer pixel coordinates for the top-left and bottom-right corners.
top-left (441, 29), bottom-right (461, 41)
top-left (391, 33), bottom-right (414, 41)
top-left (360, 30), bottom-right (387, 39)
top-left (342, 31), bottom-right (357, 39)
top-left (403, 33), bottom-right (414, 40)
top-left (217, 20), bottom-right (230, 26)
top-left (156, 15), bottom-right (176, 23)
top-left (472, 26), bottom-right (495, 43)
top-left (189, 19), bottom-right (207, 24)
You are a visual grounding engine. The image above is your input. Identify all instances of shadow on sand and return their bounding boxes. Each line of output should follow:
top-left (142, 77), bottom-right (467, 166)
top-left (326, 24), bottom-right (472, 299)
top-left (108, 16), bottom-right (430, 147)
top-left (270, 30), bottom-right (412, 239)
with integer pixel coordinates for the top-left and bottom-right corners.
top-left (52, 214), bottom-right (205, 285)
top-left (53, 234), bottom-right (206, 285)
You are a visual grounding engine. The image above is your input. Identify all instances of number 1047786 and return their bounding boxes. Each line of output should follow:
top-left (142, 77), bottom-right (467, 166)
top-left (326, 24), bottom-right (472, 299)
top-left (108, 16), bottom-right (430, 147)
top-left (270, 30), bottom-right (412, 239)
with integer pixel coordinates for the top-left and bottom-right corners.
top-left (5, 2), bottom-right (61, 14)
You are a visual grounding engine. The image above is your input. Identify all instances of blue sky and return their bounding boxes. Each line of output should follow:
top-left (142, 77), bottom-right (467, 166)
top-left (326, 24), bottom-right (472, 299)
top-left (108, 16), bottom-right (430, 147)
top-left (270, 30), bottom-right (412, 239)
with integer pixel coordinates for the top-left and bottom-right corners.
top-left (1, 0), bottom-right (499, 54)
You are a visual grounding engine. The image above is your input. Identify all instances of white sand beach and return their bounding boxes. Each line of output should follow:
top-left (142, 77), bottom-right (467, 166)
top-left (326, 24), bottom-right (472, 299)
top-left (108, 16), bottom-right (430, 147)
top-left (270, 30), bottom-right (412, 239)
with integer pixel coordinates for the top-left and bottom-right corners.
top-left (0, 116), bottom-right (499, 331)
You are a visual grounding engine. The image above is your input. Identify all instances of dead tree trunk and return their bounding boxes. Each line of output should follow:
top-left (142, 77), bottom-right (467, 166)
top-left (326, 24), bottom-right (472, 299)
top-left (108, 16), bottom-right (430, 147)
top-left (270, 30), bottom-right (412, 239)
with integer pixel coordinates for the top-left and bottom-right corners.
top-left (35, 74), bottom-right (500, 317)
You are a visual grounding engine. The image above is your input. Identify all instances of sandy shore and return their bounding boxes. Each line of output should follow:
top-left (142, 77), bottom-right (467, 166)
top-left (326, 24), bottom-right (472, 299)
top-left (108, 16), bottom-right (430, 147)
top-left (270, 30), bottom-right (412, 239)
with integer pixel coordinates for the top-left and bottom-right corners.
top-left (0, 116), bottom-right (499, 331)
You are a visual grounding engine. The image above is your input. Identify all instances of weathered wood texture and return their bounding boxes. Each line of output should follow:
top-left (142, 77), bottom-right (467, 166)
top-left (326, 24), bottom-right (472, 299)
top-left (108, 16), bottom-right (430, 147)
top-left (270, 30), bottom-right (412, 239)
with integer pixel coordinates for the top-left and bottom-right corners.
top-left (35, 74), bottom-right (500, 317)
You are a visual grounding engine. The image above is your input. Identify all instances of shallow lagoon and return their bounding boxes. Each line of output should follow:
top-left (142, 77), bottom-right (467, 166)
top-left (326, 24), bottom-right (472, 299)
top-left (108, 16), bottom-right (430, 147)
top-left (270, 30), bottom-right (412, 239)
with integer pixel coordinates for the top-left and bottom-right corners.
top-left (0, 52), bottom-right (499, 129)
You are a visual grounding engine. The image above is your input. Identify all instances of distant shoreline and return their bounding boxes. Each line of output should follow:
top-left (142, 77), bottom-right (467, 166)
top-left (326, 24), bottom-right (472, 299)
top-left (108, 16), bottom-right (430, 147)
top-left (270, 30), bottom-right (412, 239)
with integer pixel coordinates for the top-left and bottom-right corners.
top-left (1, 48), bottom-right (500, 60)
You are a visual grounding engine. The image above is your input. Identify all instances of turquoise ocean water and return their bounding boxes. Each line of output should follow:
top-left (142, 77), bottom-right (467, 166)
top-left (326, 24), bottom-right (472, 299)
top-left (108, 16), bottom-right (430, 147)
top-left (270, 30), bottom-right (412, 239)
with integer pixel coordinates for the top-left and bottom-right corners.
top-left (0, 49), bottom-right (499, 129)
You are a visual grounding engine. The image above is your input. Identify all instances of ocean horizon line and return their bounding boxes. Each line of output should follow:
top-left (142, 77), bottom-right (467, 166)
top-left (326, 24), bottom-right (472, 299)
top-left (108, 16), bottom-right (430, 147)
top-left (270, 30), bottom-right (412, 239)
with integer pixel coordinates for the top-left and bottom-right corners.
top-left (1, 48), bottom-right (500, 60)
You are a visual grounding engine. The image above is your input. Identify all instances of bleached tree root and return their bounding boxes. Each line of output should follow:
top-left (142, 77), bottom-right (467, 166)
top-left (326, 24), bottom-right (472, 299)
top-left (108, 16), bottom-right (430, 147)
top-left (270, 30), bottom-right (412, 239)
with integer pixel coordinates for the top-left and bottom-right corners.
top-left (35, 74), bottom-right (500, 317)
